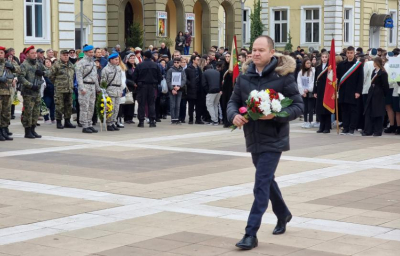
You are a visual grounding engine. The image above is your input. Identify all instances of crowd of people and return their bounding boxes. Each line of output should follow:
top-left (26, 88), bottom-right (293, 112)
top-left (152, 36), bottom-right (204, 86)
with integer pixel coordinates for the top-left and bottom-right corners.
top-left (0, 37), bottom-right (397, 141)
top-left (0, 41), bottom-right (254, 141)
top-left (294, 45), bottom-right (395, 136)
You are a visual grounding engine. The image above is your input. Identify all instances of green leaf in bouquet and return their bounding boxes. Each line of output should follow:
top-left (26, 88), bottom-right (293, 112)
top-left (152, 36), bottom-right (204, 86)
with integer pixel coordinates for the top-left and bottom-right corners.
top-left (274, 111), bottom-right (290, 117)
top-left (280, 98), bottom-right (293, 108)
top-left (247, 110), bottom-right (264, 121)
top-left (100, 81), bottom-right (108, 89)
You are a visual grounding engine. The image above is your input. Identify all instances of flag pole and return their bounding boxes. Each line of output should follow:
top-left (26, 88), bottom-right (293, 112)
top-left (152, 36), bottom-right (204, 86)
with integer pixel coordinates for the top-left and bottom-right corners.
top-left (332, 33), bottom-right (339, 135)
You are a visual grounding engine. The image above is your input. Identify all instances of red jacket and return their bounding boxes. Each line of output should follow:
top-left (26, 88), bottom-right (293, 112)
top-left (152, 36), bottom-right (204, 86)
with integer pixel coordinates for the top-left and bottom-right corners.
top-left (185, 34), bottom-right (192, 46)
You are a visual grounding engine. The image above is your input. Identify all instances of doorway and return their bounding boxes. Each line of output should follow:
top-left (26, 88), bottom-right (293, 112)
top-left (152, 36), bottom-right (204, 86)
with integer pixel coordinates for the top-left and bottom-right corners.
top-left (369, 26), bottom-right (380, 48)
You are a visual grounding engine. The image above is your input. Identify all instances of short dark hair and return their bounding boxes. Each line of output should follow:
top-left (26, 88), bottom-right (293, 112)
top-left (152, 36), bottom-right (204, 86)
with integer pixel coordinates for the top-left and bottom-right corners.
top-left (173, 57), bottom-right (181, 62)
top-left (347, 46), bottom-right (355, 52)
top-left (356, 47), bottom-right (363, 52)
top-left (377, 48), bottom-right (383, 52)
top-left (255, 35), bottom-right (275, 49)
top-left (239, 53), bottom-right (246, 59)
top-left (94, 47), bottom-right (101, 53)
top-left (204, 65), bottom-right (213, 71)
top-left (321, 48), bottom-right (327, 53)
top-left (190, 54), bottom-right (199, 62)
top-left (393, 49), bottom-right (400, 56)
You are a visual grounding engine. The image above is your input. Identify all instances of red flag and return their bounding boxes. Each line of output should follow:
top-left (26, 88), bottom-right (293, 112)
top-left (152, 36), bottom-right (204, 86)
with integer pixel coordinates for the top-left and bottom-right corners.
top-left (229, 36), bottom-right (240, 83)
top-left (323, 39), bottom-right (337, 113)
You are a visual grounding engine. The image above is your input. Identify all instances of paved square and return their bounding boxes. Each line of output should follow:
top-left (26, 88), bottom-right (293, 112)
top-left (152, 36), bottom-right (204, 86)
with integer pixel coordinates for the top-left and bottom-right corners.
top-left (1, 114), bottom-right (400, 255)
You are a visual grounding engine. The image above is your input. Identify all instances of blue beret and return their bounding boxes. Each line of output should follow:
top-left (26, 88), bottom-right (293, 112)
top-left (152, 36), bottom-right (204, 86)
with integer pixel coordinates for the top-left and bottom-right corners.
top-left (83, 45), bottom-right (94, 52)
top-left (108, 53), bottom-right (119, 60)
top-left (388, 52), bottom-right (394, 57)
top-left (371, 48), bottom-right (377, 56)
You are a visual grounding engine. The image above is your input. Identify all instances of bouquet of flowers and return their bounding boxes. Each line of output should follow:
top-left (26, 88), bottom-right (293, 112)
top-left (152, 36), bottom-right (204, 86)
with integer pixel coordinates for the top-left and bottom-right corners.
top-left (12, 92), bottom-right (20, 105)
top-left (96, 81), bottom-right (114, 123)
top-left (40, 99), bottom-right (49, 116)
top-left (231, 89), bottom-right (293, 131)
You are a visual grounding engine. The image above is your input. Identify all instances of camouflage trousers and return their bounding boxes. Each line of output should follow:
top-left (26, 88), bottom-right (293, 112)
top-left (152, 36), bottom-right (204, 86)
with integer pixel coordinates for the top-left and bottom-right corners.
top-left (55, 92), bottom-right (73, 120)
top-left (106, 96), bottom-right (120, 125)
top-left (0, 95), bottom-right (11, 127)
top-left (22, 95), bottom-right (41, 128)
top-left (78, 83), bottom-right (96, 128)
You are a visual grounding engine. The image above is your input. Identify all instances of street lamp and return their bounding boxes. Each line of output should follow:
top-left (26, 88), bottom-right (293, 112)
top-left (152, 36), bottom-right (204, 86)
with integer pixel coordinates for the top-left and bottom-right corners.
top-left (80, 0), bottom-right (84, 49)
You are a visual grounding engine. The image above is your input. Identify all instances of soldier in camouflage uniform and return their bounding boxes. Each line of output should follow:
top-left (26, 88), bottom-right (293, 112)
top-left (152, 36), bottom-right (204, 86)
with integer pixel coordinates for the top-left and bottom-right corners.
top-left (18, 46), bottom-right (50, 139)
top-left (75, 45), bottom-right (100, 134)
top-left (50, 50), bottom-right (76, 129)
top-left (0, 46), bottom-right (20, 141)
top-left (101, 53), bottom-right (123, 131)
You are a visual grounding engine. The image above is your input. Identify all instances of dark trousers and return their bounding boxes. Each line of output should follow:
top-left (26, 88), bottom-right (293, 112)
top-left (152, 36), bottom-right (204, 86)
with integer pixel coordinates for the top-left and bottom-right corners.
top-left (319, 114), bottom-right (331, 132)
top-left (364, 105), bottom-right (384, 135)
top-left (341, 103), bottom-right (358, 131)
top-left (123, 102), bottom-right (135, 121)
top-left (188, 98), bottom-right (201, 122)
top-left (246, 151), bottom-right (290, 236)
top-left (137, 84), bottom-right (156, 122)
top-left (179, 98), bottom-right (187, 121)
top-left (43, 96), bottom-right (55, 121)
top-left (92, 106), bottom-right (98, 124)
top-left (303, 96), bottom-right (315, 122)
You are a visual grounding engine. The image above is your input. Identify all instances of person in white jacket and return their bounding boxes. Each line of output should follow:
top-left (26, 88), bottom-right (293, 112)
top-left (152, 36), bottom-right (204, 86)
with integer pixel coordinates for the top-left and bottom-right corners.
top-left (297, 58), bottom-right (315, 128)
top-left (384, 55), bottom-right (400, 134)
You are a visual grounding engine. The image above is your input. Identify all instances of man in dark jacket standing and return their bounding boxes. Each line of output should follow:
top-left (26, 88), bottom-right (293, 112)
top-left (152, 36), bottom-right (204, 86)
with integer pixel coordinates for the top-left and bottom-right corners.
top-left (228, 36), bottom-right (303, 250)
top-left (185, 55), bottom-right (204, 124)
top-left (132, 51), bottom-right (163, 127)
top-left (337, 46), bottom-right (364, 135)
top-left (159, 43), bottom-right (171, 60)
top-left (203, 65), bottom-right (221, 125)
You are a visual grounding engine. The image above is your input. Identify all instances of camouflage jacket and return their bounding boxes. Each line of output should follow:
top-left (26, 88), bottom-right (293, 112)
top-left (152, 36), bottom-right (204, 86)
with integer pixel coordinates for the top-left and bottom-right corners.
top-left (75, 55), bottom-right (100, 92)
top-left (101, 63), bottom-right (123, 98)
top-left (50, 60), bottom-right (75, 94)
top-left (0, 58), bottom-right (20, 95)
top-left (18, 58), bottom-right (49, 97)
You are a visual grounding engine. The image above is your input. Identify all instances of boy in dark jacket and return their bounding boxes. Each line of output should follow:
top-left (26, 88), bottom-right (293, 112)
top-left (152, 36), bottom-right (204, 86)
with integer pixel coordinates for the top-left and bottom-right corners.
top-left (203, 65), bottom-right (221, 125)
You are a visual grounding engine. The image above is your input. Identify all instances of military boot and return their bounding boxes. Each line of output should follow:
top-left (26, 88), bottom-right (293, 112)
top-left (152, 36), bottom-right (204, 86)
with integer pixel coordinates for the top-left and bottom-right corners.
top-left (1, 127), bottom-right (13, 141)
top-left (56, 120), bottom-right (64, 129)
top-left (0, 129), bottom-right (5, 141)
top-left (64, 119), bottom-right (76, 128)
top-left (24, 127), bottom-right (35, 139)
top-left (31, 126), bottom-right (42, 138)
top-left (6, 127), bottom-right (12, 136)
top-left (82, 128), bottom-right (93, 133)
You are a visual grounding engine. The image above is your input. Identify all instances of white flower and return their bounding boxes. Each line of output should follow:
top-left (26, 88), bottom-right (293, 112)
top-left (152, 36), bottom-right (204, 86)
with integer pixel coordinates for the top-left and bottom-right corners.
top-left (271, 99), bottom-right (282, 112)
top-left (257, 90), bottom-right (270, 102)
top-left (278, 93), bottom-right (285, 101)
top-left (259, 101), bottom-right (271, 115)
top-left (250, 90), bottom-right (259, 98)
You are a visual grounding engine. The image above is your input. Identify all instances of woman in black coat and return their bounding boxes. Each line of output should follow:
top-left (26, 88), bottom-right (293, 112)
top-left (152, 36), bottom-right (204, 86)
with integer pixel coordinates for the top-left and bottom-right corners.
top-left (175, 31), bottom-right (185, 55)
top-left (221, 53), bottom-right (233, 127)
top-left (313, 52), bottom-right (331, 133)
top-left (124, 54), bottom-right (137, 124)
top-left (362, 57), bottom-right (389, 136)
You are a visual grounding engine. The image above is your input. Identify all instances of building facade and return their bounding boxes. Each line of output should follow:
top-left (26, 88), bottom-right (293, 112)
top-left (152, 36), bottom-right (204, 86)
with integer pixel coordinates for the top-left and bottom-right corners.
top-left (0, 0), bottom-right (243, 54)
top-left (263, 0), bottom-right (400, 52)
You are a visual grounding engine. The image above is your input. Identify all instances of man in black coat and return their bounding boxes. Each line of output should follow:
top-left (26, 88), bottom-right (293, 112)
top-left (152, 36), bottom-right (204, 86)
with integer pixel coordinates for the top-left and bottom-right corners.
top-left (228, 36), bottom-right (303, 250)
top-left (185, 55), bottom-right (204, 124)
top-left (132, 51), bottom-right (163, 127)
top-left (337, 46), bottom-right (364, 135)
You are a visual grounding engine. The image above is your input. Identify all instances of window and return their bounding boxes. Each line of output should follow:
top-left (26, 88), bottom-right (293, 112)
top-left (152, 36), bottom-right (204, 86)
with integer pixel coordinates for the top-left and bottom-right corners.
top-left (303, 9), bottom-right (320, 43)
top-left (273, 10), bottom-right (288, 43)
top-left (24, 0), bottom-right (51, 44)
top-left (242, 9), bottom-right (251, 44)
top-left (389, 10), bottom-right (397, 46)
top-left (343, 7), bottom-right (353, 44)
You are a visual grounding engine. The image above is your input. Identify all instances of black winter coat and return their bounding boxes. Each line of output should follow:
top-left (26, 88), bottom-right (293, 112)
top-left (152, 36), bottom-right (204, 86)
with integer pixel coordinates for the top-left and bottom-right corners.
top-left (125, 62), bottom-right (136, 94)
top-left (337, 59), bottom-right (364, 104)
top-left (132, 59), bottom-right (162, 85)
top-left (313, 64), bottom-right (331, 115)
top-left (159, 47), bottom-right (171, 60)
top-left (185, 64), bottom-right (202, 99)
top-left (227, 56), bottom-right (304, 153)
top-left (364, 70), bottom-right (389, 117)
top-left (203, 69), bottom-right (221, 93)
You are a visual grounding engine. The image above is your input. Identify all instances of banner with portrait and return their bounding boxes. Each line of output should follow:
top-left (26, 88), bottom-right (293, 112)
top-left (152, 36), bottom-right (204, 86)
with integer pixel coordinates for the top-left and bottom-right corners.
top-left (388, 57), bottom-right (400, 82)
top-left (185, 13), bottom-right (195, 37)
top-left (157, 11), bottom-right (167, 37)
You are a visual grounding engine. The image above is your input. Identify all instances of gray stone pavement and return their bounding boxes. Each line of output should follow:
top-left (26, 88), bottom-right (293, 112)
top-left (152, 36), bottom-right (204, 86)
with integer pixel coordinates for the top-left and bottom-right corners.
top-left (1, 113), bottom-right (400, 255)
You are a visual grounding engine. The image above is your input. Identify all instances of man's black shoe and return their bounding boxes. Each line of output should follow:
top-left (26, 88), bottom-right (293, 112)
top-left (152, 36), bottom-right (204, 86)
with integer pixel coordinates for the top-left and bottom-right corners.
top-left (56, 120), bottom-right (64, 129)
top-left (316, 129), bottom-right (323, 133)
top-left (235, 235), bottom-right (258, 250)
top-left (362, 132), bottom-right (372, 136)
top-left (11, 115), bottom-right (15, 120)
top-left (162, 115), bottom-right (167, 119)
top-left (348, 129), bottom-right (355, 135)
top-left (64, 119), bottom-right (76, 128)
top-left (340, 128), bottom-right (349, 135)
top-left (180, 120), bottom-right (186, 123)
top-left (89, 127), bottom-right (98, 133)
top-left (112, 124), bottom-right (120, 131)
top-left (373, 133), bottom-right (382, 137)
top-left (107, 125), bottom-right (115, 131)
top-left (82, 128), bottom-right (93, 133)
top-left (150, 122), bottom-right (156, 128)
top-left (384, 126), bottom-right (396, 133)
top-left (31, 126), bottom-right (42, 138)
top-left (1, 128), bottom-right (12, 140)
top-left (195, 120), bottom-right (205, 125)
top-left (188, 121), bottom-right (193, 125)
top-left (5, 127), bottom-right (12, 136)
top-left (24, 127), bottom-right (35, 139)
top-left (323, 130), bottom-right (330, 134)
top-left (273, 214), bottom-right (292, 235)
top-left (138, 122), bottom-right (144, 128)
top-left (156, 118), bottom-right (161, 122)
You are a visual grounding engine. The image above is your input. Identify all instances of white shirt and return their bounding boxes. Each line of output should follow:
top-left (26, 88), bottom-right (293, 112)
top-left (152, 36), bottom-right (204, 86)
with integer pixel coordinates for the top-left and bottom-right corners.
top-left (297, 67), bottom-right (315, 94)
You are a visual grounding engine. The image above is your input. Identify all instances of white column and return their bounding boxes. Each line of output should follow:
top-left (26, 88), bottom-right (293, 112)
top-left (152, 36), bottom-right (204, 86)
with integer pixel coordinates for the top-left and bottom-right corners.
top-left (93, 0), bottom-right (108, 48)
top-left (261, 0), bottom-right (268, 35)
top-left (58, 0), bottom-right (75, 49)
top-left (354, 0), bottom-right (361, 47)
top-left (323, 0), bottom-right (343, 52)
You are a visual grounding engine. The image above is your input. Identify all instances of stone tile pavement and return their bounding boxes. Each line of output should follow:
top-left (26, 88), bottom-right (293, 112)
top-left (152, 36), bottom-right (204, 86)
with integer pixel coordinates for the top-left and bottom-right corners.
top-left (1, 115), bottom-right (400, 255)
